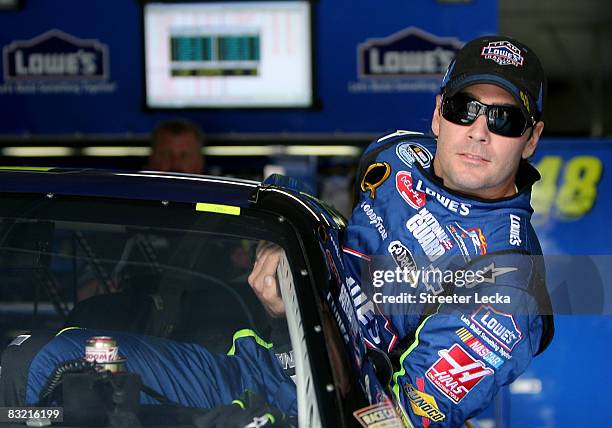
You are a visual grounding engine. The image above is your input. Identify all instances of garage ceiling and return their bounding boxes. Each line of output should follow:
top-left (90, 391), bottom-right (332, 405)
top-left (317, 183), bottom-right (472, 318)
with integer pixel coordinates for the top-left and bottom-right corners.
top-left (499, 0), bottom-right (612, 136)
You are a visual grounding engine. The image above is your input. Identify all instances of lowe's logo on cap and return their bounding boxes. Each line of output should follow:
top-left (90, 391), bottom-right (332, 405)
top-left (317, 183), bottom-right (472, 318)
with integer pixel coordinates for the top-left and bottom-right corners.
top-left (480, 41), bottom-right (524, 67)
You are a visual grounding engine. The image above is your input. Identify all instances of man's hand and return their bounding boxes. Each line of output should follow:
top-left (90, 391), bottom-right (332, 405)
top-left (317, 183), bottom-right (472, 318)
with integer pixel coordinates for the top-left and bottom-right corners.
top-left (248, 242), bottom-right (285, 318)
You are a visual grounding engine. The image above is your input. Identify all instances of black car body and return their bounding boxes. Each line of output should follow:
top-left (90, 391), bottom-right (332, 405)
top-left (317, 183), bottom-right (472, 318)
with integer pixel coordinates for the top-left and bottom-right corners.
top-left (0, 168), bottom-right (397, 427)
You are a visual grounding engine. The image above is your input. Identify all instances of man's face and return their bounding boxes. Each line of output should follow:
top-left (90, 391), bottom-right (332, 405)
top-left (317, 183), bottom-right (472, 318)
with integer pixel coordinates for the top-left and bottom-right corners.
top-left (147, 131), bottom-right (204, 174)
top-left (431, 83), bottom-right (544, 199)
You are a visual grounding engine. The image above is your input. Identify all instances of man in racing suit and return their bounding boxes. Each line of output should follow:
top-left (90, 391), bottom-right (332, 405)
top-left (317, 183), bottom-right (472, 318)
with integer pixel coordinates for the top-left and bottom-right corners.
top-left (250, 35), bottom-right (553, 426)
top-left (1, 35), bottom-right (553, 427)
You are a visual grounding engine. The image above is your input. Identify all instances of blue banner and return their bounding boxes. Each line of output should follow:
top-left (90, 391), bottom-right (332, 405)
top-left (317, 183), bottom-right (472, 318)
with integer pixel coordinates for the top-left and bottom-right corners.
top-left (0, 0), bottom-right (497, 135)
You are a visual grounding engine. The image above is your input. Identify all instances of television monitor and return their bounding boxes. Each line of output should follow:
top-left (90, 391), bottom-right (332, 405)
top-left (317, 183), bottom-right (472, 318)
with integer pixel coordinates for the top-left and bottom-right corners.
top-left (142, 1), bottom-right (313, 108)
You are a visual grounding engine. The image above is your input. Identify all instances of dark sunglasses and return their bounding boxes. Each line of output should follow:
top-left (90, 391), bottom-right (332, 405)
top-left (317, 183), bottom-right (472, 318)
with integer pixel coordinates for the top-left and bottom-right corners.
top-left (441, 93), bottom-right (535, 138)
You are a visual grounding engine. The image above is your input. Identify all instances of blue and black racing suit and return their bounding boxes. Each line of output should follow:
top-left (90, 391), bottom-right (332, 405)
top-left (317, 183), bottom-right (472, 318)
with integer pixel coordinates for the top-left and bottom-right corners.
top-left (342, 131), bottom-right (554, 426)
top-left (14, 327), bottom-right (297, 415)
top-left (6, 131), bottom-right (552, 427)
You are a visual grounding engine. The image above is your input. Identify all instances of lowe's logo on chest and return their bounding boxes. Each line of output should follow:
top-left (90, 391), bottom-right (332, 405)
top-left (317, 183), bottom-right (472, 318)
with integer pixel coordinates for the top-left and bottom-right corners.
top-left (415, 180), bottom-right (471, 216)
top-left (3, 29), bottom-right (108, 81)
top-left (358, 27), bottom-right (462, 78)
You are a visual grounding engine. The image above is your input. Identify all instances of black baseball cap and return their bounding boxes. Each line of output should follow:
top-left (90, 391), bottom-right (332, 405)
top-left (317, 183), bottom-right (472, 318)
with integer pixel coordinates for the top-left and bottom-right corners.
top-left (441, 35), bottom-right (546, 121)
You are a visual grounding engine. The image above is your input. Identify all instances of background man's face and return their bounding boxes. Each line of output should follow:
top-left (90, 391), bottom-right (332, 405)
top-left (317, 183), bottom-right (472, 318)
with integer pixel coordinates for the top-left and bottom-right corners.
top-left (147, 131), bottom-right (204, 174)
top-left (431, 83), bottom-right (544, 199)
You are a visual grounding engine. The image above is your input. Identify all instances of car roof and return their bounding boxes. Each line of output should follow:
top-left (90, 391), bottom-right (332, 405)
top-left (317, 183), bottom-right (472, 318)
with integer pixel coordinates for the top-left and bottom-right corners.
top-left (0, 167), bottom-right (347, 229)
top-left (0, 167), bottom-right (260, 206)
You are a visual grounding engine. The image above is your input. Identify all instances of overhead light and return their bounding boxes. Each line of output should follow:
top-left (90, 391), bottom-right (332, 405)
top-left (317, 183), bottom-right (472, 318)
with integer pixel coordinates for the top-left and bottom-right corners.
top-left (0, 0), bottom-right (25, 11)
top-left (286, 145), bottom-right (361, 156)
top-left (0, 145), bottom-right (361, 158)
top-left (82, 146), bottom-right (151, 156)
top-left (203, 146), bottom-right (280, 156)
top-left (204, 145), bottom-right (361, 156)
top-left (1, 146), bottom-right (75, 157)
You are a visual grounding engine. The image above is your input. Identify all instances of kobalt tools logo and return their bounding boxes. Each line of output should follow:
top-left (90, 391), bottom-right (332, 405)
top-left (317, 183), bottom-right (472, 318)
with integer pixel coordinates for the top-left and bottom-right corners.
top-left (471, 305), bottom-right (523, 352)
top-left (3, 29), bottom-right (109, 81)
top-left (396, 171), bottom-right (426, 209)
top-left (426, 343), bottom-right (494, 403)
top-left (481, 41), bottom-right (524, 67)
top-left (358, 27), bottom-right (462, 78)
top-left (406, 207), bottom-right (453, 262)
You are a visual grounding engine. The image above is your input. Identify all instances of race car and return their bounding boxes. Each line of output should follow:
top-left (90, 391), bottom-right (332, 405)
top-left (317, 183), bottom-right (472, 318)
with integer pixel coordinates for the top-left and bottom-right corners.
top-left (0, 167), bottom-right (398, 427)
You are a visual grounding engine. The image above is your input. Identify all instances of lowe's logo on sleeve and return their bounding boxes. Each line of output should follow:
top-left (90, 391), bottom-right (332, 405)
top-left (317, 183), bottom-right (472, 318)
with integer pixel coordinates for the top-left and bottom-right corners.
top-left (358, 27), bottom-right (462, 79)
top-left (470, 305), bottom-right (523, 352)
top-left (3, 29), bottom-right (108, 81)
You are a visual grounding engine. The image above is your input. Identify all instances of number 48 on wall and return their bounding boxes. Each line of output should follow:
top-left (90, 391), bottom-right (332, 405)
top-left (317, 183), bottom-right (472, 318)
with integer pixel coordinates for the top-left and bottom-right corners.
top-left (532, 155), bottom-right (603, 221)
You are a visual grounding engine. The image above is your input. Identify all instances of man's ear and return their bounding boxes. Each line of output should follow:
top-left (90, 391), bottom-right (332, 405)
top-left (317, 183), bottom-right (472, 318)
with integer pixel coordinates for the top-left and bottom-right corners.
top-left (431, 94), bottom-right (443, 137)
top-left (522, 121), bottom-right (544, 159)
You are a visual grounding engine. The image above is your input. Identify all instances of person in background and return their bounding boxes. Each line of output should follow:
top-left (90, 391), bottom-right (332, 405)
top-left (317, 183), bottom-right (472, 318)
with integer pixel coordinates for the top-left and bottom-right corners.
top-left (146, 119), bottom-right (205, 174)
top-left (75, 119), bottom-right (207, 302)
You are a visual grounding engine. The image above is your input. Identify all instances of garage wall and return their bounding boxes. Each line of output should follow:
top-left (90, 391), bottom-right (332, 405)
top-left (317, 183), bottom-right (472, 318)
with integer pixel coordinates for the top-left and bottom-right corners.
top-left (0, 0), bottom-right (496, 137)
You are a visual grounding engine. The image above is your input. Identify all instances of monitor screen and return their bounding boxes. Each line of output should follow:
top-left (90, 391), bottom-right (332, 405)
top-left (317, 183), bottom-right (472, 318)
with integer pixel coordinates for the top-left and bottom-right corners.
top-left (143, 1), bottom-right (313, 108)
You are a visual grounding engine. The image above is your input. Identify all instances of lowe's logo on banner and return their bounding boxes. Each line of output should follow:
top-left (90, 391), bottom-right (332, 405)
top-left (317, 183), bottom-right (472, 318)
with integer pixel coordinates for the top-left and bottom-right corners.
top-left (349, 27), bottom-right (463, 94)
top-left (0, 29), bottom-right (116, 95)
